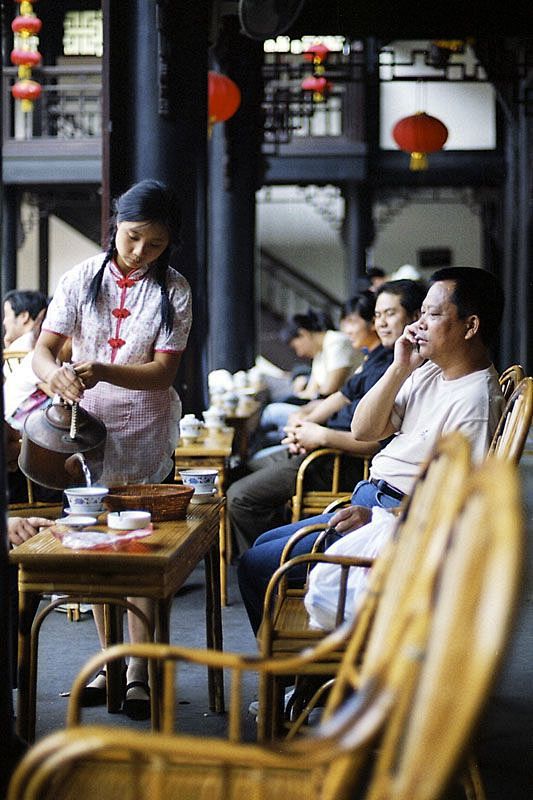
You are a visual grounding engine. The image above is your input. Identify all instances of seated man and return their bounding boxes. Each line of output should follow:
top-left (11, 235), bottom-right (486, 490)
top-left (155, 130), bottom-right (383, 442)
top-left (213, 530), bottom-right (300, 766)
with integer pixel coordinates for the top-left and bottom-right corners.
top-left (227, 281), bottom-right (426, 552)
top-left (238, 267), bottom-right (505, 633)
top-left (3, 289), bottom-right (48, 355)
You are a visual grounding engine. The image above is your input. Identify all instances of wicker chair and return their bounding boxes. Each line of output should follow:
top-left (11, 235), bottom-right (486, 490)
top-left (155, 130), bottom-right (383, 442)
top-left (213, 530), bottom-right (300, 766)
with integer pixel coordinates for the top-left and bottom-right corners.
top-left (498, 363), bottom-right (524, 401)
top-left (487, 376), bottom-right (533, 462)
top-left (7, 454), bottom-right (522, 800)
top-left (257, 432), bottom-right (471, 739)
top-left (290, 447), bottom-right (375, 522)
top-left (3, 349), bottom-right (28, 373)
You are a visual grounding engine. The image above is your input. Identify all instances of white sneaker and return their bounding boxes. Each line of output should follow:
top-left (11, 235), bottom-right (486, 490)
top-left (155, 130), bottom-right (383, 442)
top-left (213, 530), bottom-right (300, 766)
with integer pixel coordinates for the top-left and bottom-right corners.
top-left (248, 686), bottom-right (295, 717)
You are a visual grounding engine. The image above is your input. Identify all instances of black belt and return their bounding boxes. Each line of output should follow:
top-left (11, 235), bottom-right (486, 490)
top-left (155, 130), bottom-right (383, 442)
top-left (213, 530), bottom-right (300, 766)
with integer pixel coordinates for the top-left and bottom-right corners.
top-left (370, 478), bottom-right (405, 502)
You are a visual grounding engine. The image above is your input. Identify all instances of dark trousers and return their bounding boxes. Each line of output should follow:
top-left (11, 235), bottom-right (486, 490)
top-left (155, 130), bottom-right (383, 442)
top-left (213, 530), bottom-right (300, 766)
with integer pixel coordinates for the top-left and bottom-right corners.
top-left (227, 447), bottom-right (364, 555)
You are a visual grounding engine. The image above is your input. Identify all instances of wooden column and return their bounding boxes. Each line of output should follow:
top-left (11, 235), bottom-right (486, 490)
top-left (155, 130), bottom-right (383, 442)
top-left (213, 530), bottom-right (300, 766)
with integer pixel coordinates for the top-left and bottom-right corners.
top-left (102, 0), bottom-right (209, 412)
top-left (208, 21), bottom-right (264, 373)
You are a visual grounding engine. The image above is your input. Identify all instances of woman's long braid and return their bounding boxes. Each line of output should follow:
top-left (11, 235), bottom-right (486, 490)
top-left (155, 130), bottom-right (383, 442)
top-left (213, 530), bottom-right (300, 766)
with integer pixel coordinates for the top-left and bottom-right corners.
top-left (87, 227), bottom-right (117, 308)
top-left (154, 246), bottom-right (174, 334)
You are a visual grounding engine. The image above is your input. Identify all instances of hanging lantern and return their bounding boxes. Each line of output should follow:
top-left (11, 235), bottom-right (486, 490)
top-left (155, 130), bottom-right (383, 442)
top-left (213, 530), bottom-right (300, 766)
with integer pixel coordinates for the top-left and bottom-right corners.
top-left (207, 71), bottom-right (241, 135)
top-left (10, 48), bottom-right (41, 67)
top-left (11, 78), bottom-right (42, 111)
top-left (392, 112), bottom-right (448, 171)
top-left (11, 0), bottom-right (42, 113)
top-left (301, 75), bottom-right (333, 103)
top-left (12, 14), bottom-right (42, 35)
top-left (303, 43), bottom-right (330, 74)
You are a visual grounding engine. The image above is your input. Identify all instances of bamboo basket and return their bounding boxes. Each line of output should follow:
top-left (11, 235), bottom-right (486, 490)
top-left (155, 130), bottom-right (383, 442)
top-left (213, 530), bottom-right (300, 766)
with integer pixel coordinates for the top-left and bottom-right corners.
top-left (104, 484), bottom-right (194, 521)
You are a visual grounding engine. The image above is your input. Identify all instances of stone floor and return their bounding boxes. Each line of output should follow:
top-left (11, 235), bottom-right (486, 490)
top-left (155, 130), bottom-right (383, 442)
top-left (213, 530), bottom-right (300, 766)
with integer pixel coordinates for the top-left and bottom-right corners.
top-left (15, 435), bottom-right (533, 799)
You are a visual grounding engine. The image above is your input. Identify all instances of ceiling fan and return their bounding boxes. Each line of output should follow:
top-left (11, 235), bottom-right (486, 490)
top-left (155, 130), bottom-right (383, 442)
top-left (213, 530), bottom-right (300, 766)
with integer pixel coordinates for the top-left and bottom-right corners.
top-left (238, 0), bottom-right (307, 41)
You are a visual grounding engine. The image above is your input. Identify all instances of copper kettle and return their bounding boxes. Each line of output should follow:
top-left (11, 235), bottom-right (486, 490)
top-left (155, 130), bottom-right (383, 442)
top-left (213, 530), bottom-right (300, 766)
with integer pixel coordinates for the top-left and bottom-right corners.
top-left (19, 400), bottom-right (107, 490)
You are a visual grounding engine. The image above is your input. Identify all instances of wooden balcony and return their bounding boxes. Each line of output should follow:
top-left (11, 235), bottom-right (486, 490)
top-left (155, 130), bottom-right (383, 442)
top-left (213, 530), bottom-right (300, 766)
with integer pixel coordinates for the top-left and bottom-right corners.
top-left (2, 65), bottom-right (102, 185)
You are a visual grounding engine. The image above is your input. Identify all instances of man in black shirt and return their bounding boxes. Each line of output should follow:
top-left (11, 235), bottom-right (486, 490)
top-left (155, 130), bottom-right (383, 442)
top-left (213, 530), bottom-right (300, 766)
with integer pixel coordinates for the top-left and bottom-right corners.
top-left (227, 280), bottom-right (425, 552)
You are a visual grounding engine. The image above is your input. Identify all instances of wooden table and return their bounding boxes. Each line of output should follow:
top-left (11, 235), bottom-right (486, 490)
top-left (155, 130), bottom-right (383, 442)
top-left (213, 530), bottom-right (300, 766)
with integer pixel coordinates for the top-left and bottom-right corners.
top-left (225, 400), bottom-right (262, 462)
top-left (10, 501), bottom-right (224, 743)
top-left (174, 428), bottom-right (234, 605)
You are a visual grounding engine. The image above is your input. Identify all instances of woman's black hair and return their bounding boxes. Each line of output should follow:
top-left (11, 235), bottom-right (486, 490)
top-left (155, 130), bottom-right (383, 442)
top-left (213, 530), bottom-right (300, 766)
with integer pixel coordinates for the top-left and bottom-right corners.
top-left (340, 291), bottom-right (376, 323)
top-left (281, 308), bottom-right (334, 344)
top-left (87, 180), bottom-right (181, 333)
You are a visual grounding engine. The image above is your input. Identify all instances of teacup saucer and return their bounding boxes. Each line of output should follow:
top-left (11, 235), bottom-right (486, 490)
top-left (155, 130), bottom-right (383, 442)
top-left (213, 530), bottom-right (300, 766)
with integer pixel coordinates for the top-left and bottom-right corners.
top-left (190, 489), bottom-right (218, 504)
top-left (55, 515), bottom-right (97, 527)
top-left (65, 506), bottom-right (103, 516)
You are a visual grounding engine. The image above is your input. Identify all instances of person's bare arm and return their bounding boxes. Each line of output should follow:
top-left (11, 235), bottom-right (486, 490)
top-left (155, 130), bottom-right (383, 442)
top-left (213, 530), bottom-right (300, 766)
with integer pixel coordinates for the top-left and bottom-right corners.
top-left (315, 365), bottom-right (352, 397)
top-left (351, 324), bottom-right (423, 441)
top-left (33, 331), bottom-right (181, 403)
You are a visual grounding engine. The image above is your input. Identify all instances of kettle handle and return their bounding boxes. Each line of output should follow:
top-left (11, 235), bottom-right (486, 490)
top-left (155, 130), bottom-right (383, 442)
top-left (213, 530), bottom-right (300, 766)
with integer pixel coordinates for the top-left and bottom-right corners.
top-left (69, 402), bottom-right (79, 439)
top-left (50, 395), bottom-right (79, 439)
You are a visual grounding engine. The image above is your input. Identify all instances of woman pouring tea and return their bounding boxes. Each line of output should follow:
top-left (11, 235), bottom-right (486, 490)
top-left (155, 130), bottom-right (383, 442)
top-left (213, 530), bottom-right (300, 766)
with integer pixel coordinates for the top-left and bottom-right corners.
top-left (33, 179), bottom-right (192, 720)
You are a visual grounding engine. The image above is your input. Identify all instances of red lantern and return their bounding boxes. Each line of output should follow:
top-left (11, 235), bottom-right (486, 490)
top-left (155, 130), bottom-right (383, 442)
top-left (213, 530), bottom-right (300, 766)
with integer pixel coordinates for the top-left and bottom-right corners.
top-left (303, 43), bottom-right (330, 67)
top-left (12, 15), bottom-right (42, 35)
top-left (392, 112), bottom-right (449, 171)
top-left (301, 75), bottom-right (333, 102)
top-left (11, 78), bottom-right (41, 101)
top-left (208, 71), bottom-right (241, 134)
top-left (10, 48), bottom-right (41, 67)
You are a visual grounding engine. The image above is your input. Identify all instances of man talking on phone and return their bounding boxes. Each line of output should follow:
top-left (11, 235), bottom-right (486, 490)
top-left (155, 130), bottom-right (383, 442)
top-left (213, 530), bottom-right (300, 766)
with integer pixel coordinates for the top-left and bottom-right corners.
top-left (239, 267), bottom-right (505, 633)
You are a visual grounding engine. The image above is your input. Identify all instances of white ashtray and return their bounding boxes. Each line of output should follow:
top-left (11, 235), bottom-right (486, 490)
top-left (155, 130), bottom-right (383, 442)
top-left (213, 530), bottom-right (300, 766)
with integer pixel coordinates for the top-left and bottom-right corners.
top-left (107, 511), bottom-right (152, 530)
top-left (55, 515), bottom-right (97, 528)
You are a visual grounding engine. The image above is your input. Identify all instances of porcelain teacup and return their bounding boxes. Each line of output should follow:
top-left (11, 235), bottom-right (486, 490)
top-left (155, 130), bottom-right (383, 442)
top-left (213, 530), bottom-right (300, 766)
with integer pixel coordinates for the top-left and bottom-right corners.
top-left (179, 414), bottom-right (203, 442)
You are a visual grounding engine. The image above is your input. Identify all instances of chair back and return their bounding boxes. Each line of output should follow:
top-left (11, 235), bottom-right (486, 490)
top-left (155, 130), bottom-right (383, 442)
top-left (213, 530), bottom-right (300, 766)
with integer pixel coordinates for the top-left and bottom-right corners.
top-left (3, 350), bottom-right (28, 374)
top-left (498, 364), bottom-right (524, 402)
top-left (291, 448), bottom-right (373, 522)
top-left (488, 376), bottom-right (533, 463)
top-left (324, 431), bottom-right (472, 715)
top-left (365, 455), bottom-right (523, 799)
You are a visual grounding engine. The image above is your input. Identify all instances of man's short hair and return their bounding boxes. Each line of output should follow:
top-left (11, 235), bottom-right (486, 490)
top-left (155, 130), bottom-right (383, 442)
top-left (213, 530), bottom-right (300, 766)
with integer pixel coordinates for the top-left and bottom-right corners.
top-left (375, 279), bottom-right (427, 317)
top-left (366, 266), bottom-right (386, 279)
top-left (4, 290), bottom-right (48, 320)
top-left (429, 267), bottom-right (504, 347)
top-left (341, 291), bottom-right (376, 323)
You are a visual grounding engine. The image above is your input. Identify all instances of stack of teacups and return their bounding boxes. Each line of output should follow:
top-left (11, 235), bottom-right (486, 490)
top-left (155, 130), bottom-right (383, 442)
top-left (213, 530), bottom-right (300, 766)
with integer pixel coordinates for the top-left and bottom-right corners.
top-left (202, 406), bottom-right (226, 432)
top-left (179, 414), bottom-right (204, 443)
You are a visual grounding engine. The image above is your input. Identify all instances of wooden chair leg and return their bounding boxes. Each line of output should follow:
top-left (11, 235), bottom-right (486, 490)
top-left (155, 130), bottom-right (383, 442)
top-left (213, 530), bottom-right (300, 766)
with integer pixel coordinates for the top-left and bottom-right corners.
top-left (219, 505), bottom-right (229, 606)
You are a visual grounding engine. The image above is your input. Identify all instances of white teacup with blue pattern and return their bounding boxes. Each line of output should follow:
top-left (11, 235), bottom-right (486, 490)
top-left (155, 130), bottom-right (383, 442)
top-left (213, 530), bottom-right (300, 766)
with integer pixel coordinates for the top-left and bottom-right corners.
top-left (179, 469), bottom-right (218, 495)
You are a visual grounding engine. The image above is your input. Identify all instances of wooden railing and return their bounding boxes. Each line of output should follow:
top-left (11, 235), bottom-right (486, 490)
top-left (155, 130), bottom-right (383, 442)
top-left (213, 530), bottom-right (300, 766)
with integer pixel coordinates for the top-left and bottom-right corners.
top-left (260, 247), bottom-right (343, 321)
top-left (2, 65), bottom-right (102, 144)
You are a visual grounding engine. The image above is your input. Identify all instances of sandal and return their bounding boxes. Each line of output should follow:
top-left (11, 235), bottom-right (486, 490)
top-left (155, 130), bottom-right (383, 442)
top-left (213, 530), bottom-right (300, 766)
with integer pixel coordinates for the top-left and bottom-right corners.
top-left (79, 669), bottom-right (107, 707)
top-left (122, 680), bottom-right (151, 721)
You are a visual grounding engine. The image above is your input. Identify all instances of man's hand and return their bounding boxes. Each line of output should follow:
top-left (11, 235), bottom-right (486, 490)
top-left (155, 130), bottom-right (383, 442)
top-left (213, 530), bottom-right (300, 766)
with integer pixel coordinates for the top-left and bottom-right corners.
top-left (393, 323), bottom-right (425, 373)
top-left (284, 420), bottom-right (326, 454)
top-left (8, 517), bottom-right (54, 547)
top-left (327, 504), bottom-right (372, 534)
